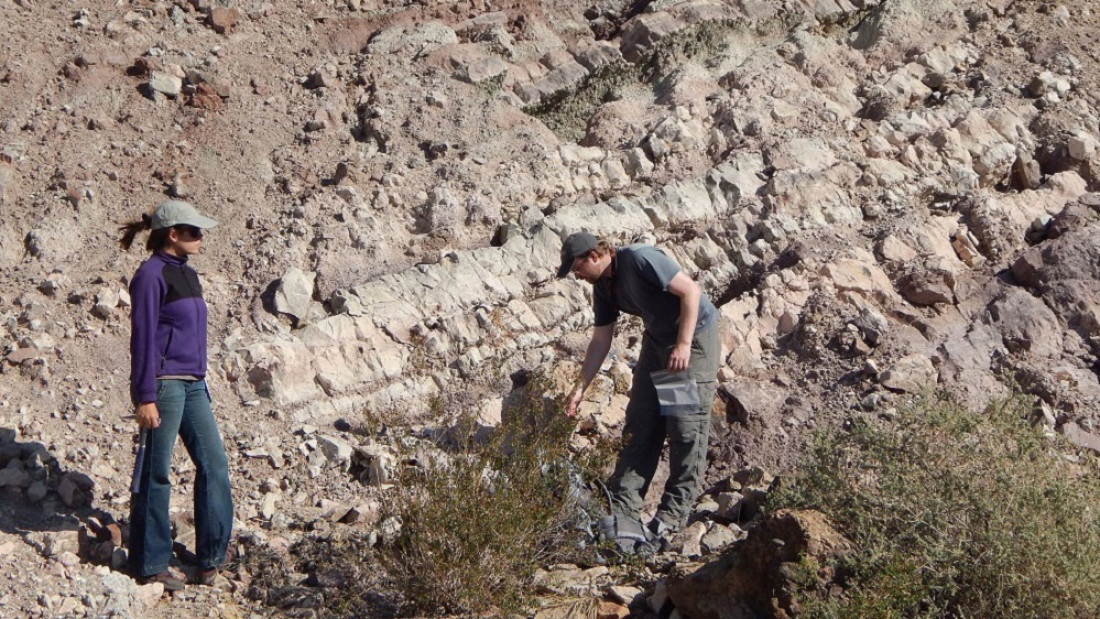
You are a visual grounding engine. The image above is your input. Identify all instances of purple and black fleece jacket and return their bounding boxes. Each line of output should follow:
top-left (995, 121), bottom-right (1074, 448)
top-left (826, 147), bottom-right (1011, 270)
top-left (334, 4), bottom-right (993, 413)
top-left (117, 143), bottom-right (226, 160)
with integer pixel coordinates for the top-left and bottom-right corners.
top-left (129, 251), bottom-right (208, 405)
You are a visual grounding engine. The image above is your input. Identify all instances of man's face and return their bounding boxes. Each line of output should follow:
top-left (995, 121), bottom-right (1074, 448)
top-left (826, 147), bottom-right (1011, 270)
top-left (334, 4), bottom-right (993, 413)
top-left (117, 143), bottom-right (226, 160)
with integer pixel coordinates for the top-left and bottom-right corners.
top-left (571, 250), bottom-right (602, 284)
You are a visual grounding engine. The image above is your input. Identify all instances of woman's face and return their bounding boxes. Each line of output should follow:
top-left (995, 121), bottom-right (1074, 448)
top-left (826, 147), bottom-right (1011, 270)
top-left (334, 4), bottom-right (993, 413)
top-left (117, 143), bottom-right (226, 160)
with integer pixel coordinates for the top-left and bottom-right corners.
top-left (165, 225), bottom-right (204, 256)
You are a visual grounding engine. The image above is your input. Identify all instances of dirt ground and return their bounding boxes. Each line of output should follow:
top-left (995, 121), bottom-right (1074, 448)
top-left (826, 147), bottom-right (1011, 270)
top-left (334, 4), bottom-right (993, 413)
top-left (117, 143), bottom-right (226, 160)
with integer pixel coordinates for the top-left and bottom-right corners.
top-left (1, 0), bottom-right (1099, 616)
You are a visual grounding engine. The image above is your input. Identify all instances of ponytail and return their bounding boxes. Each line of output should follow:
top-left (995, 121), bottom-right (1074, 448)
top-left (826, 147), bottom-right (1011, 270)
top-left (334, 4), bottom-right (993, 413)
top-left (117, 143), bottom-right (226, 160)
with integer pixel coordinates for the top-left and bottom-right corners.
top-left (118, 213), bottom-right (152, 251)
top-left (118, 213), bottom-right (170, 251)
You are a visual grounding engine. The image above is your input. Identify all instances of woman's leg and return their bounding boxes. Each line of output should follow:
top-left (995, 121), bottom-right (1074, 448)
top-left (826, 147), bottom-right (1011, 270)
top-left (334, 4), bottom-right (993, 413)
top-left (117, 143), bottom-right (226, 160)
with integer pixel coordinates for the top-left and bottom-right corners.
top-left (128, 380), bottom-right (186, 577)
top-left (176, 380), bottom-right (233, 570)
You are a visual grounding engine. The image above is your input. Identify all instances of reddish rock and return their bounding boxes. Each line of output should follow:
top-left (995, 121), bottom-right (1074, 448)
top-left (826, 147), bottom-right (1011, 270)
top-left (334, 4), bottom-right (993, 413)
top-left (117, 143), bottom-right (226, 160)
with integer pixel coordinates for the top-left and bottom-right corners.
top-left (897, 270), bottom-right (954, 306)
top-left (597, 600), bottom-right (630, 619)
top-left (188, 82), bottom-right (225, 111)
top-left (208, 7), bottom-right (241, 34)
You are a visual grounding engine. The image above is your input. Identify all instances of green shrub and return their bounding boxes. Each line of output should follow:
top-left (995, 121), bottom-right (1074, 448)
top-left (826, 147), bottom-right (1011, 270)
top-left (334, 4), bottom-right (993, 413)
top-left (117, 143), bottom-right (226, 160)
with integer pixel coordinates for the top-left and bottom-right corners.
top-left (380, 379), bottom-right (600, 616)
top-left (771, 393), bottom-right (1100, 618)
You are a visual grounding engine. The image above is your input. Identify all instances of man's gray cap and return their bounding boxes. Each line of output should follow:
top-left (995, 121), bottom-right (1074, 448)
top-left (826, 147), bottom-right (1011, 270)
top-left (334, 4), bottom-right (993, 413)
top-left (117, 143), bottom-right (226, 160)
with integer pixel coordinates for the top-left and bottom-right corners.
top-left (557, 231), bottom-right (599, 278)
top-left (150, 200), bottom-right (219, 230)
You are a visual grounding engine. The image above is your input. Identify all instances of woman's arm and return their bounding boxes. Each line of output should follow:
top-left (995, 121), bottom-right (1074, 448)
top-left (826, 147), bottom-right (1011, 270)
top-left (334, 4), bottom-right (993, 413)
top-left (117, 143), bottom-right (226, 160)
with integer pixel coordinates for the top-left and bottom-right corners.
top-left (129, 266), bottom-right (164, 427)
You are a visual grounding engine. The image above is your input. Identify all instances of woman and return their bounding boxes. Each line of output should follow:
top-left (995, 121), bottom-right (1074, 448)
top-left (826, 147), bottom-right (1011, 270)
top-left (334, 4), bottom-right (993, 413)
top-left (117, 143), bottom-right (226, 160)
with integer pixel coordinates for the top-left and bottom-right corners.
top-left (119, 200), bottom-right (233, 590)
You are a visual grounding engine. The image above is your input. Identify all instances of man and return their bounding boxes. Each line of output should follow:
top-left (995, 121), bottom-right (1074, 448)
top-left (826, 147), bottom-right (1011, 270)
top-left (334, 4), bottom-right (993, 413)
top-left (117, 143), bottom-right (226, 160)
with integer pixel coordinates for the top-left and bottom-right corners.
top-left (557, 231), bottom-right (720, 553)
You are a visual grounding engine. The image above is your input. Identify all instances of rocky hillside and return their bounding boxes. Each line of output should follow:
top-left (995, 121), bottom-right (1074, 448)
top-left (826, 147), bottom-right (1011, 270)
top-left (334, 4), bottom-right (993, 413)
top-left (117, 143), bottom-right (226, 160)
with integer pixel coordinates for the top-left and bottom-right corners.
top-left (1, 0), bottom-right (1099, 615)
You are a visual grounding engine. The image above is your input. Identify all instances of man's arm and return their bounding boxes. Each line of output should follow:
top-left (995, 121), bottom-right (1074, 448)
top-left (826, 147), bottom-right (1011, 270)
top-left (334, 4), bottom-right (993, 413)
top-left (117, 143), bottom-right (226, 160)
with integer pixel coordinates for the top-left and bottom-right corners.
top-left (666, 271), bottom-right (701, 372)
top-left (565, 324), bottom-right (614, 417)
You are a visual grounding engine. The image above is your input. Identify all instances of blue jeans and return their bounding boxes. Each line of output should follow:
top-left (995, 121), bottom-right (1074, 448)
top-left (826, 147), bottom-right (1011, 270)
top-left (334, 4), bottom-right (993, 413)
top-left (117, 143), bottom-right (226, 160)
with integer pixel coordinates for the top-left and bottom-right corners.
top-left (129, 379), bottom-right (233, 576)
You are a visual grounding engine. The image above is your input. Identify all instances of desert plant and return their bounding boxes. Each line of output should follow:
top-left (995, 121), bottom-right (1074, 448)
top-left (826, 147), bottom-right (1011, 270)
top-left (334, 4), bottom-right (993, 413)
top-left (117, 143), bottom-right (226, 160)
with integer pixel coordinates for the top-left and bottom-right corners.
top-left (380, 377), bottom-right (601, 616)
top-left (770, 393), bottom-right (1100, 618)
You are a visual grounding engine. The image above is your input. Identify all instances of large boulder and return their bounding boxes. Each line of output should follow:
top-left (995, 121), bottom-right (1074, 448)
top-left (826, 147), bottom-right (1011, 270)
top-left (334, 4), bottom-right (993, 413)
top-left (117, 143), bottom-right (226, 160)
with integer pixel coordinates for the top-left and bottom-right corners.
top-left (1011, 222), bottom-right (1100, 348)
top-left (984, 289), bottom-right (1063, 358)
top-left (667, 509), bottom-right (851, 618)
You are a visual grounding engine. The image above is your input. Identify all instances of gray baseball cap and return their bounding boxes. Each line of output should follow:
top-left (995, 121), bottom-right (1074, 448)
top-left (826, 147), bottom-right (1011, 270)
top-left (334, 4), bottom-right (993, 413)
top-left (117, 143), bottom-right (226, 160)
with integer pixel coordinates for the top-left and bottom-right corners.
top-left (150, 200), bottom-right (219, 230)
top-left (556, 231), bottom-right (599, 278)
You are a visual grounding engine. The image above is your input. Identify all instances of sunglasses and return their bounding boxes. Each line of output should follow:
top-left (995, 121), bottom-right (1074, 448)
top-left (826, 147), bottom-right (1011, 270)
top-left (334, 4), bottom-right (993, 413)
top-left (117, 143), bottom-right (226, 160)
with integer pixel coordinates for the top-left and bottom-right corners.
top-left (174, 225), bottom-right (204, 239)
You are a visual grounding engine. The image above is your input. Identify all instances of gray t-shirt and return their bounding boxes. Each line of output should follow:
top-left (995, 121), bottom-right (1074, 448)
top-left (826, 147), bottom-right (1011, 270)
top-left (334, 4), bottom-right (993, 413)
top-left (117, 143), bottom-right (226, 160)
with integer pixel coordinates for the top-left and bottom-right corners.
top-left (593, 244), bottom-right (717, 346)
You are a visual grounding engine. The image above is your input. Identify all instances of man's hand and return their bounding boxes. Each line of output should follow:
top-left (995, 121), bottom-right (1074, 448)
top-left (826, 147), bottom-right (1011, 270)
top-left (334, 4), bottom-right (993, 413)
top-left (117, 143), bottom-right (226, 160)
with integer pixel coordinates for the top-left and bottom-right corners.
top-left (668, 342), bottom-right (691, 372)
top-left (564, 387), bottom-right (584, 418)
top-left (135, 402), bottom-right (160, 429)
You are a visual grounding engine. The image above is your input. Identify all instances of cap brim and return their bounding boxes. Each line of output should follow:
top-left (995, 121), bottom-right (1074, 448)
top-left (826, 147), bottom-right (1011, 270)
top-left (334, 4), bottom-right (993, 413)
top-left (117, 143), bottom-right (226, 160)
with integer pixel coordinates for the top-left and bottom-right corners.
top-left (556, 259), bottom-right (572, 278)
top-left (191, 215), bottom-right (219, 229)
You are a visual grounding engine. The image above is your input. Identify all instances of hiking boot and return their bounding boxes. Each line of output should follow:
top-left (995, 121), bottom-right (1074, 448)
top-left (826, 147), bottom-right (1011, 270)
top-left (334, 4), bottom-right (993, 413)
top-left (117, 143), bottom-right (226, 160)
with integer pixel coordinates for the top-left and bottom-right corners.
top-left (196, 567), bottom-right (218, 587)
top-left (141, 571), bottom-right (185, 592)
top-left (646, 518), bottom-right (673, 553)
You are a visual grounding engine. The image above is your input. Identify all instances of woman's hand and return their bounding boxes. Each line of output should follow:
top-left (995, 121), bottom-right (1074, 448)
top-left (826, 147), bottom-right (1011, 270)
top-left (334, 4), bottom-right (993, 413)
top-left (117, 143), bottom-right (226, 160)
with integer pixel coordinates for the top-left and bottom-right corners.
top-left (135, 402), bottom-right (160, 428)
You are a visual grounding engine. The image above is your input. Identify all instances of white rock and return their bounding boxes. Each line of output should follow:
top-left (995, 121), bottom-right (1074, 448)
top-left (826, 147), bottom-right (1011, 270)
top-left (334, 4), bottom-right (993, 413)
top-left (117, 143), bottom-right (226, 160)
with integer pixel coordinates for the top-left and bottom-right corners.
top-left (1068, 133), bottom-right (1097, 161)
top-left (668, 521), bottom-right (707, 557)
top-left (273, 268), bottom-right (316, 323)
top-left (367, 21), bottom-right (457, 57)
top-left (148, 72), bottom-right (182, 97)
top-left (259, 492), bottom-right (279, 519)
top-left (315, 434), bottom-right (354, 470)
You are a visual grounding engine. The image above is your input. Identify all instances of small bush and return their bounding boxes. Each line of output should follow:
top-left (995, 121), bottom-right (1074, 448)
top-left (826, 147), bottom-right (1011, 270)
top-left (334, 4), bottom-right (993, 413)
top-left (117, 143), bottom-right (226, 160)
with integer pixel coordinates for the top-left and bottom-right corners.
top-left (380, 378), bottom-right (599, 616)
top-left (771, 393), bottom-right (1100, 618)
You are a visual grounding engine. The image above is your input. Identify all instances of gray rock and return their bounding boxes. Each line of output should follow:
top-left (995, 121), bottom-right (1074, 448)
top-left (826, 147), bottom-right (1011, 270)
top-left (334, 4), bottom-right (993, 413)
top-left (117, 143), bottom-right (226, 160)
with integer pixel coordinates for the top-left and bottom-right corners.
top-left (148, 72), bottom-right (183, 97)
top-left (985, 289), bottom-right (1062, 358)
top-left (574, 41), bottom-right (622, 71)
top-left (57, 472), bottom-right (94, 507)
top-left (25, 480), bottom-right (47, 503)
top-left (715, 491), bottom-right (744, 521)
top-left (850, 307), bottom-right (889, 347)
top-left (1060, 422), bottom-right (1100, 454)
top-left (0, 467), bottom-right (31, 488)
top-left (1027, 71), bottom-right (1060, 97)
top-left (879, 354), bottom-right (938, 393)
top-left (620, 12), bottom-right (685, 63)
top-left (1011, 224), bottom-right (1100, 346)
top-left (260, 492), bottom-right (279, 519)
top-left (1012, 152), bottom-right (1042, 190)
top-left (1068, 133), bottom-right (1097, 161)
top-left (134, 582), bottom-right (164, 610)
top-left (43, 531), bottom-right (79, 557)
top-left (0, 162), bottom-right (16, 206)
top-left (101, 571), bottom-right (141, 615)
top-left (701, 523), bottom-right (741, 554)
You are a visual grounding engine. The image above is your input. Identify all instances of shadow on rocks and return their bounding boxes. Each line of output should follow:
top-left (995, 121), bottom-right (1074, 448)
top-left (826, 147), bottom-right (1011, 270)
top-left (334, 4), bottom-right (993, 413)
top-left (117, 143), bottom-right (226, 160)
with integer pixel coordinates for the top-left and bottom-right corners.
top-left (0, 425), bottom-right (122, 571)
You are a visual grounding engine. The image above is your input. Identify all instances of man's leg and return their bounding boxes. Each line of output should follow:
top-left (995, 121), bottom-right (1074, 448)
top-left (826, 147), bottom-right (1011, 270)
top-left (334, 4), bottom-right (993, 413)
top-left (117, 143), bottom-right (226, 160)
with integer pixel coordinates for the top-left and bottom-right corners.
top-left (655, 390), bottom-right (714, 530)
top-left (606, 335), bottom-right (664, 524)
top-left (654, 322), bottom-right (720, 531)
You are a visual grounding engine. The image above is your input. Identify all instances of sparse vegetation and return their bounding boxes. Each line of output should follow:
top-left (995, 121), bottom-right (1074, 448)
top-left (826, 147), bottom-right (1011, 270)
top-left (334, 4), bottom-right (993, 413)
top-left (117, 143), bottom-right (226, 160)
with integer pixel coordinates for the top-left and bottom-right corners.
top-left (524, 60), bottom-right (645, 142)
top-left (378, 377), bottom-right (602, 616)
top-left (525, 20), bottom-right (752, 141)
top-left (770, 393), bottom-right (1100, 618)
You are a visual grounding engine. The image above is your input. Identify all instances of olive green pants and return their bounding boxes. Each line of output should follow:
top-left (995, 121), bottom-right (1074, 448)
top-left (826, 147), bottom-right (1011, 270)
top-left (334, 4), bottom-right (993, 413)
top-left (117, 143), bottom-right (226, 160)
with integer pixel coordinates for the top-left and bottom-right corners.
top-left (607, 321), bottom-right (720, 532)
